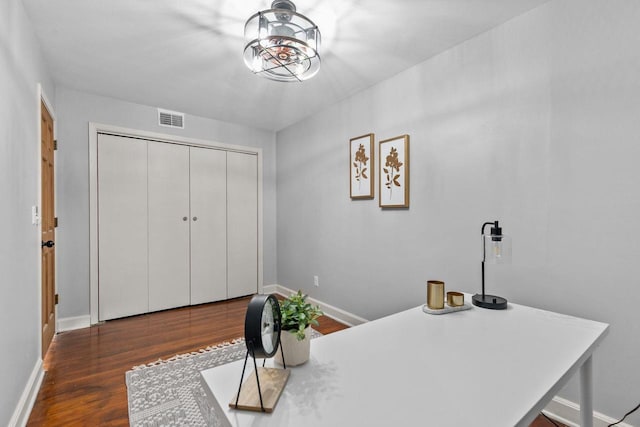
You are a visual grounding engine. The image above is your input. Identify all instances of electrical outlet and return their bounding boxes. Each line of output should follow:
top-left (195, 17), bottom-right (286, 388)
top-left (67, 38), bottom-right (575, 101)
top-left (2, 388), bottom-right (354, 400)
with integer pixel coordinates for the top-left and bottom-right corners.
top-left (313, 275), bottom-right (319, 287)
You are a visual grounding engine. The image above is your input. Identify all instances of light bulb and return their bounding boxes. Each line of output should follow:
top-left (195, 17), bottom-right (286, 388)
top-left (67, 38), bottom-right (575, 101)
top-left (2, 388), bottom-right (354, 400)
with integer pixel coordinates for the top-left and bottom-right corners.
top-left (492, 241), bottom-right (502, 258)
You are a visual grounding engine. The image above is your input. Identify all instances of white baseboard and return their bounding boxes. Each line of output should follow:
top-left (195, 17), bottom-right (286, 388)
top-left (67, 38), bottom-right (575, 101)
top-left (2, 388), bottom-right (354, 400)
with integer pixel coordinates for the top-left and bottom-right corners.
top-left (8, 359), bottom-right (44, 427)
top-left (543, 396), bottom-right (634, 427)
top-left (57, 315), bottom-right (91, 332)
top-left (263, 284), bottom-right (368, 327)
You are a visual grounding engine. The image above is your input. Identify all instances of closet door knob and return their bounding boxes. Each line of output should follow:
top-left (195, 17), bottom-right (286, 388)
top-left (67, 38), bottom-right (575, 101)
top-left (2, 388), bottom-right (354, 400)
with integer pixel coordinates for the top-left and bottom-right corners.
top-left (192, 216), bottom-right (198, 221)
top-left (183, 216), bottom-right (188, 221)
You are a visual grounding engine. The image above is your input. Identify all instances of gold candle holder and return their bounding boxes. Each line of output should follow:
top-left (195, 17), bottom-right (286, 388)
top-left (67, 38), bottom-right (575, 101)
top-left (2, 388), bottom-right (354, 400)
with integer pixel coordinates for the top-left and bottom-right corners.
top-left (447, 291), bottom-right (464, 307)
top-left (427, 280), bottom-right (445, 310)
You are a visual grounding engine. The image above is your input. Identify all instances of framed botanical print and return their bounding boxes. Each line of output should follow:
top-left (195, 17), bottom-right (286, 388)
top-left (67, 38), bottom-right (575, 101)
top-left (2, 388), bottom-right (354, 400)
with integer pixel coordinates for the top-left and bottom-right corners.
top-left (350, 133), bottom-right (375, 199)
top-left (379, 134), bottom-right (409, 208)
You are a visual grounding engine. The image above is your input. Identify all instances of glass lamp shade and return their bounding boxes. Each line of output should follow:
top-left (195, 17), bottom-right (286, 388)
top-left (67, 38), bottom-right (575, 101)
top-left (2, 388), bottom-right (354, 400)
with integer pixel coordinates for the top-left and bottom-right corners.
top-left (243, 4), bottom-right (321, 82)
top-left (482, 234), bottom-right (512, 264)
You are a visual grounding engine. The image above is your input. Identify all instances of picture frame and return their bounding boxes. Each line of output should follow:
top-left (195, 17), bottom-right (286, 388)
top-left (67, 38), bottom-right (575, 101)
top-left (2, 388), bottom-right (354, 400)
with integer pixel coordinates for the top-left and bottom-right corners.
top-left (349, 133), bottom-right (375, 199)
top-left (379, 134), bottom-right (409, 208)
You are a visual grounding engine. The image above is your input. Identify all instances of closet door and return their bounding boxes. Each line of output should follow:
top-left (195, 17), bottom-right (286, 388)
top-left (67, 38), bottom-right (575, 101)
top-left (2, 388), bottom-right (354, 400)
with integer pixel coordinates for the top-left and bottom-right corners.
top-left (190, 147), bottom-right (227, 304)
top-left (227, 152), bottom-right (258, 298)
top-left (148, 142), bottom-right (191, 311)
top-left (98, 134), bottom-right (148, 321)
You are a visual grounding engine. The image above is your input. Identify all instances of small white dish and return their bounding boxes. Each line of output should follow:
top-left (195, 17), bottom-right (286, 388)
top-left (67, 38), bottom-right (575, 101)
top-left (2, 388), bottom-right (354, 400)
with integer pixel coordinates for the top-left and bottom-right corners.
top-left (422, 303), bottom-right (473, 315)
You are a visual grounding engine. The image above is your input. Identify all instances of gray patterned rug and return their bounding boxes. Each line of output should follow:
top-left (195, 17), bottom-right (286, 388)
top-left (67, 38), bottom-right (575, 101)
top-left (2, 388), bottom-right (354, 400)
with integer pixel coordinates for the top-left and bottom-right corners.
top-left (126, 330), bottom-right (322, 427)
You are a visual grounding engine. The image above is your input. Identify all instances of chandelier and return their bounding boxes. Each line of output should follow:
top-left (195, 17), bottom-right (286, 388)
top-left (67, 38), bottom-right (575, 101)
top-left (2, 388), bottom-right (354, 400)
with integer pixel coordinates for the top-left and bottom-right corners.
top-left (243, 0), bottom-right (321, 82)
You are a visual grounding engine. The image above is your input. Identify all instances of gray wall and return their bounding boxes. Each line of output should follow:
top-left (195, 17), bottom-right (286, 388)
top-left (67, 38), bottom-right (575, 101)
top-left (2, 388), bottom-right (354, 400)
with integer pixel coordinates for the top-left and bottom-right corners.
top-left (0, 0), bottom-right (55, 423)
top-left (276, 0), bottom-right (639, 423)
top-left (54, 87), bottom-right (277, 319)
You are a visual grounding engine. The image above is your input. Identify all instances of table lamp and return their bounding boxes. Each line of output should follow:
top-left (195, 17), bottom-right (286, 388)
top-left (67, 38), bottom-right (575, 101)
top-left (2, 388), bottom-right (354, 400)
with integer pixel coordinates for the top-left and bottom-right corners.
top-left (472, 220), bottom-right (511, 310)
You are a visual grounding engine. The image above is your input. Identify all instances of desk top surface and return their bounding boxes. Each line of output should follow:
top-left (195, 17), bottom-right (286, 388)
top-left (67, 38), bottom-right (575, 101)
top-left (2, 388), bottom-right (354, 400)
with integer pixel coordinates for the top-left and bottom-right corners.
top-left (200, 299), bottom-right (608, 427)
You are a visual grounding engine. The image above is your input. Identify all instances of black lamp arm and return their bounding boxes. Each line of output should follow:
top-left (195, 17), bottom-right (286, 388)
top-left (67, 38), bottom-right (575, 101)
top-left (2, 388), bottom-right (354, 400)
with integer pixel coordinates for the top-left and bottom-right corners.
top-left (481, 221), bottom-right (498, 235)
top-left (481, 221), bottom-right (497, 265)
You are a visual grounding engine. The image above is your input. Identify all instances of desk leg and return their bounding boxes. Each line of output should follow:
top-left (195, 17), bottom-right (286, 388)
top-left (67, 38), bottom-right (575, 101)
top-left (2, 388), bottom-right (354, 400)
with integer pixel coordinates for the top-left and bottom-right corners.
top-left (580, 355), bottom-right (593, 427)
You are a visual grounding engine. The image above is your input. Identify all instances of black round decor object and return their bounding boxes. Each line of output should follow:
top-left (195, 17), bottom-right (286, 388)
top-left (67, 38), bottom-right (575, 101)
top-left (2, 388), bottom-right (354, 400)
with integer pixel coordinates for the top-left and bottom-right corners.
top-left (244, 294), bottom-right (282, 359)
top-left (472, 293), bottom-right (508, 310)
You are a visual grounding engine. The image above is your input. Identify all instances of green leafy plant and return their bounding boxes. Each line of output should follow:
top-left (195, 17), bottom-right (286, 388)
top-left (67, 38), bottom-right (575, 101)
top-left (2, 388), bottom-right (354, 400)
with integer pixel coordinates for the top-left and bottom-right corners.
top-left (280, 291), bottom-right (323, 341)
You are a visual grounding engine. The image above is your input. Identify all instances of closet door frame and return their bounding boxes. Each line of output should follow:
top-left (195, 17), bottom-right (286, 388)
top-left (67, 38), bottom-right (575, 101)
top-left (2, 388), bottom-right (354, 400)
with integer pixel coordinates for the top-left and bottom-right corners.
top-left (89, 123), bottom-right (263, 325)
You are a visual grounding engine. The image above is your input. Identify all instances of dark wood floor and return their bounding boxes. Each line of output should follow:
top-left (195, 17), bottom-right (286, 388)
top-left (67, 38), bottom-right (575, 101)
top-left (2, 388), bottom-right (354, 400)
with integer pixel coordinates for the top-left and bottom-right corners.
top-left (27, 295), bottom-right (563, 426)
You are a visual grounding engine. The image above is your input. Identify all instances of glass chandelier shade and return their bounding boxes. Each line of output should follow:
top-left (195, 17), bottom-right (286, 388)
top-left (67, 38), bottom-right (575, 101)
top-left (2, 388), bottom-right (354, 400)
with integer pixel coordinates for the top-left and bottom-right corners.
top-left (243, 0), bottom-right (321, 82)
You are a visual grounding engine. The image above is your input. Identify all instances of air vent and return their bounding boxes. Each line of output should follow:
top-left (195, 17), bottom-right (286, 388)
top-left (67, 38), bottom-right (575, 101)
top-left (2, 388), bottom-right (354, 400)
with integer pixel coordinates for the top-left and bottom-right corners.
top-left (158, 109), bottom-right (184, 129)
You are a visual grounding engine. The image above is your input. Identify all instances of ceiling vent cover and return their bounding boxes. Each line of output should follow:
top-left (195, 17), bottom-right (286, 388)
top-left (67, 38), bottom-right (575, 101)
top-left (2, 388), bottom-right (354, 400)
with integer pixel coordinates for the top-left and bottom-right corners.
top-left (158, 109), bottom-right (184, 129)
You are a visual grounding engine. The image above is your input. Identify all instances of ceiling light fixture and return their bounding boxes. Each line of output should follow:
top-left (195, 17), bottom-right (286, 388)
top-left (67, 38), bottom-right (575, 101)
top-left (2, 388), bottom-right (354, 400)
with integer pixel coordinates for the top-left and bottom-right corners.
top-left (243, 0), bottom-right (321, 82)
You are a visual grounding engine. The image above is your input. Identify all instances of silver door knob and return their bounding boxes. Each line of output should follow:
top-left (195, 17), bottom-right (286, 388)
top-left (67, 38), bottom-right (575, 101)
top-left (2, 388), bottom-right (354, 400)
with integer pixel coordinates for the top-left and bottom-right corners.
top-left (183, 217), bottom-right (188, 221)
top-left (193, 216), bottom-right (198, 221)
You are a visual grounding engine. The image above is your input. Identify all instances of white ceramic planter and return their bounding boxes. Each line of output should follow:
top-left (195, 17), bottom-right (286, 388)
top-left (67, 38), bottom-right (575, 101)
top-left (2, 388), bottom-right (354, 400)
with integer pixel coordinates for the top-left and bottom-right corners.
top-left (275, 326), bottom-right (311, 366)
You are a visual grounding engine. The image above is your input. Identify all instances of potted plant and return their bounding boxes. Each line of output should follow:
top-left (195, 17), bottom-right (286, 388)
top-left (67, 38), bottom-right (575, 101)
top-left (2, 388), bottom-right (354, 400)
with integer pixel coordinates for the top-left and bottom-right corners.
top-left (275, 290), bottom-right (323, 366)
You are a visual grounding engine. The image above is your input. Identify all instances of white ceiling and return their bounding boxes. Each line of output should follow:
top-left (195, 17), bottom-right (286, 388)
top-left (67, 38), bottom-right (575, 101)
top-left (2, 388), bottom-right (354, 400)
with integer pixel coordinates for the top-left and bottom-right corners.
top-left (22, 0), bottom-right (549, 131)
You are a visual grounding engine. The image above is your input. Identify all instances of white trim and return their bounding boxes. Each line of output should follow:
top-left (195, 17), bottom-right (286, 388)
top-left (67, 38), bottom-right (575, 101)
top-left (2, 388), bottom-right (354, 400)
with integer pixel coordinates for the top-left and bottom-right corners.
top-left (39, 86), bottom-right (56, 125)
top-left (89, 122), bottom-right (264, 324)
top-left (8, 359), bottom-right (44, 427)
top-left (57, 315), bottom-right (91, 332)
top-left (543, 396), bottom-right (634, 427)
top-left (89, 124), bottom-right (99, 324)
top-left (263, 284), bottom-right (369, 327)
top-left (89, 123), bottom-right (261, 154)
top-left (257, 147), bottom-right (264, 296)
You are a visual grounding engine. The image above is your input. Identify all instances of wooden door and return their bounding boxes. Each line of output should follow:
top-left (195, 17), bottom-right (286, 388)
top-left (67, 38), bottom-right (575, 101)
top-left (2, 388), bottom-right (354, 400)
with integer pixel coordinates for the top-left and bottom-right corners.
top-left (227, 152), bottom-right (258, 298)
top-left (190, 147), bottom-right (227, 305)
top-left (148, 142), bottom-right (191, 311)
top-left (97, 134), bottom-right (149, 321)
top-left (41, 101), bottom-right (56, 357)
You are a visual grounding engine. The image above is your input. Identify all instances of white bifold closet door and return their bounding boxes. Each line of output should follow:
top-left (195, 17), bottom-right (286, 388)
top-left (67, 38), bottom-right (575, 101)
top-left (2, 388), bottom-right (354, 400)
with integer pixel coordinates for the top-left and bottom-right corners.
top-left (148, 142), bottom-right (191, 311)
top-left (97, 134), bottom-right (149, 320)
top-left (97, 134), bottom-right (258, 321)
top-left (190, 147), bottom-right (227, 304)
top-left (227, 151), bottom-right (258, 298)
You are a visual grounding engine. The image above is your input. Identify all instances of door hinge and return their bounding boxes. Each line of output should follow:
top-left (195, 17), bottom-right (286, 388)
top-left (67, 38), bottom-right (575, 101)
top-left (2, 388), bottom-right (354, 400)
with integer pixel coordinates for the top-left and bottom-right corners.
top-left (55, 294), bottom-right (59, 305)
top-left (53, 140), bottom-right (58, 150)
top-left (54, 217), bottom-right (58, 228)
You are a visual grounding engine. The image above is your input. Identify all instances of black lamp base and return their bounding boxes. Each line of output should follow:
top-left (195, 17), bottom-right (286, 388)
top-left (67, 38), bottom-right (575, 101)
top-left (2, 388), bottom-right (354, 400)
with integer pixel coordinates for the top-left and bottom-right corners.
top-left (472, 294), bottom-right (508, 310)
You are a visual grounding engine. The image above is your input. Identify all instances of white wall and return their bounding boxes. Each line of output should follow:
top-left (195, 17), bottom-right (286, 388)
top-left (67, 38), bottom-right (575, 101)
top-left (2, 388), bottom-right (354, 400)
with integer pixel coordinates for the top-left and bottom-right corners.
top-left (54, 87), bottom-right (277, 319)
top-left (276, 0), bottom-right (640, 423)
top-left (0, 0), bottom-right (55, 424)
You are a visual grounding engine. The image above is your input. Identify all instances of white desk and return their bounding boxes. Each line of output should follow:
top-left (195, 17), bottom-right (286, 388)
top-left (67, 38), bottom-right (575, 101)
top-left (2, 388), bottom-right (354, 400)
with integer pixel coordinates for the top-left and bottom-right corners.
top-left (200, 300), bottom-right (608, 427)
